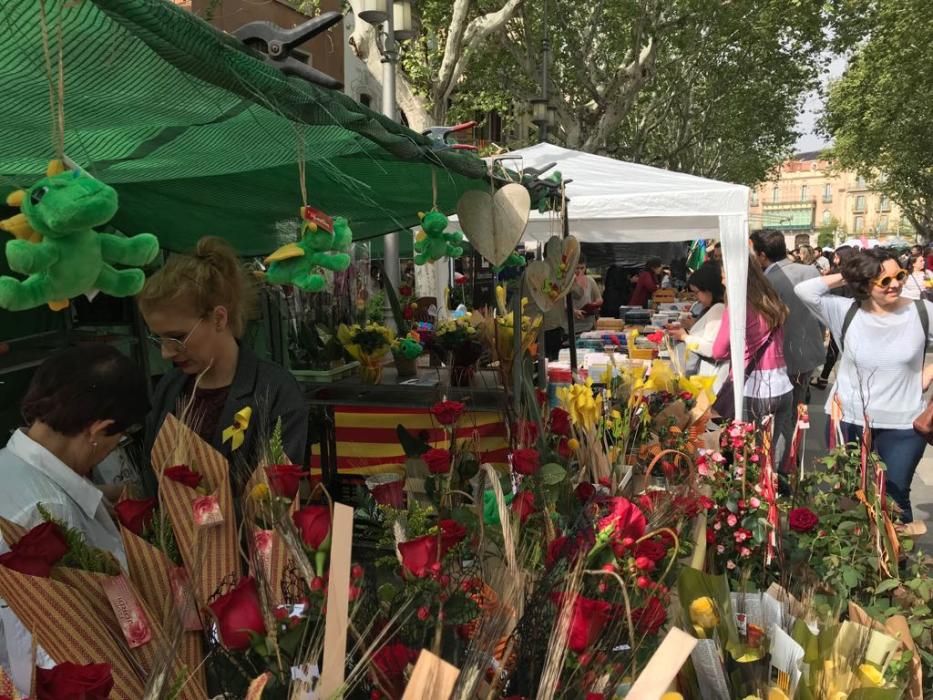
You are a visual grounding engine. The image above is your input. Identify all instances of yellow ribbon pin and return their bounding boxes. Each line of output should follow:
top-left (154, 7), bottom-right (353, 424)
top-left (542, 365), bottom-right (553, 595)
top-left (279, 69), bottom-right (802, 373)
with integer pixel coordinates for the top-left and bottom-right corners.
top-left (222, 407), bottom-right (252, 451)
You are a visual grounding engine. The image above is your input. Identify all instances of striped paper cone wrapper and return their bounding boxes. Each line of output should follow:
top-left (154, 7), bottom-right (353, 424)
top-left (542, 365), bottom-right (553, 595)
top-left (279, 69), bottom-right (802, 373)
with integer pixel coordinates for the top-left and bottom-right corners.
top-left (120, 526), bottom-right (207, 694)
top-left (0, 517), bottom-right (27, 545)
top-left (0, 665), bottom-right (21, 699)
top-left (0, 567), bottom-right (145, 700)
top-left (244, 466), bottom-right (299, 606)
top-left (151, 414), bottom-right (239, 606)
top-left (52, 568), bottom-right (208, 700)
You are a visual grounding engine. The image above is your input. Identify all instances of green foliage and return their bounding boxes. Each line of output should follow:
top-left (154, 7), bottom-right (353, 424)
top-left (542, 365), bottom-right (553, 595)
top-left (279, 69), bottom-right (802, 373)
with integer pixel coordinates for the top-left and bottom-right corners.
top-left (823, 0), bottom-right (933, 238)
top-left (366, 291), bottom-right (385, 324)
top-left (37, 504), bottom-right (120, 576)
top-left (148, 511), bottom-right (182, 566)
top-left (268, 417), bottom-right (286, 465)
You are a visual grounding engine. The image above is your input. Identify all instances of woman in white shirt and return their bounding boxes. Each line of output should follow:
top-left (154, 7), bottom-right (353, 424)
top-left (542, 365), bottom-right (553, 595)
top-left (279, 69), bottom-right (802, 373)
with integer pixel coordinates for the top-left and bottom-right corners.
top-left (668, 262), bottom-right (728, 392)
top-left (0, 345), bottom-right (149, 693)
top-left (795, 249), bottom-right (933, 524)
top-left (901, 254), bottom-right (933, 301)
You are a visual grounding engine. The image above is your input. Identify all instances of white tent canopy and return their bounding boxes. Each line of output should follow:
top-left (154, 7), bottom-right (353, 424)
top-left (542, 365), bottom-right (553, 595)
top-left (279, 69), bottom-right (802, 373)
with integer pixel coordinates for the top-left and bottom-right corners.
top-left (475, 142), bottom-right (752, 417)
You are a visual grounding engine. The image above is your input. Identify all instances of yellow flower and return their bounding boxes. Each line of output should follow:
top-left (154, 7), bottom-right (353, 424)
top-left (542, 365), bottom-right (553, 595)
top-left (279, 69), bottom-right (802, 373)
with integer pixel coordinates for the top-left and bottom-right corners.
top-left (250, 483), bottom-right (271, 502)
top-left (689, 596), bottom-right (719, 630)
top-left (661, 694), bottom-right (683, 700)
top-left (857, 664), bottom-right (884, 688)
top-left (679, 375), bottom-right (716, 402)
top-left (567, 438), bottom-right (580, 450)
top-left (643, 360), bottom-right (676, 393)
top-left (556, 379), bottom-right (602, 433)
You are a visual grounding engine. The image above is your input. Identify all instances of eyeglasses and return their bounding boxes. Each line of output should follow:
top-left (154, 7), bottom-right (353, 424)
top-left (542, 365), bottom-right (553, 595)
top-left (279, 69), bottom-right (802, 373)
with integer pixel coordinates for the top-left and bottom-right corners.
top-left (873, 269), bottom-right (909, 288)
top-left (147, 318), bottom-right (202, 353)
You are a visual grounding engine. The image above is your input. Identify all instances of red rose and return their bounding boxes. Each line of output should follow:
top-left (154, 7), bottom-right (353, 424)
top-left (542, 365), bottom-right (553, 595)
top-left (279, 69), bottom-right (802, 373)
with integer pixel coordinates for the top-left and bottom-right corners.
top-left (438, 519), bottom-right (467, 554)
top-left (114, 498), bottom-right (157, 536)
top-left (35, 662), bottom-right (113, 700)
top-left (789, 507), bottom-right (819, 533)
top-left (164, 465), bottom-right (202, 489)
top-left (430, 400), bottom-right (466, 425)
top-left (372, 641), bottom-right (419, 695)
top-left (422, 448), bottom-right (452, 475)
top-left (635, 539), bottom-right (668, 564)
top-left (638, 490), bottom-right (667, 514)
top-left (512, 448), bottom-right (540, 476)
top-left (575, 482), bottom-right (596, 503)
top-left (398, 534), bottom-right (439, 578)
top-left (598, 497), bottom-right (647, 542)
top-left (511, 491), bottom-right (536, 524)
top-left (0, 522), bottom-right (68, 578)
top-left (549, 408), bottom-right (571, 437)
top-left (265, 464), bottom-right (304, 499)
top-left (632, 596), bottom-right (667, 635)
top-left (293, 506), bottom-right (331, 550)
top-left (514, 420), bottom-right (539, 445)
top-left (370, 479), bottom-right (406, 508)
top-left (565, 595), bottom-right (613, 653)
top-left (208, 577), bottom-right (266, 650)
top-left (403, 306), bottom-right (414, 320)
top-left (398, 285), bottom-right (413, 298)
top-left (557, 438), bottom-right (572, 459)
top-left (545, 536), bottom-right (569, 570)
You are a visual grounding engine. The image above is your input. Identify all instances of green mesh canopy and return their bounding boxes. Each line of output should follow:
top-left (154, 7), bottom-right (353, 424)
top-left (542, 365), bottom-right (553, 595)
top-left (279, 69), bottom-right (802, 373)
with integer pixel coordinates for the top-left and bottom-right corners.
top-left (0, 0), bottom-right (489, 254)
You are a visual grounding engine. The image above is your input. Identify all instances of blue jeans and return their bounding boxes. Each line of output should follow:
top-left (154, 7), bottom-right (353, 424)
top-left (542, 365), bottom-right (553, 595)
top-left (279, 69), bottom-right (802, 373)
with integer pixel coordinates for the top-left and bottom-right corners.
top-left (840, 422), bottom-right (926, 523)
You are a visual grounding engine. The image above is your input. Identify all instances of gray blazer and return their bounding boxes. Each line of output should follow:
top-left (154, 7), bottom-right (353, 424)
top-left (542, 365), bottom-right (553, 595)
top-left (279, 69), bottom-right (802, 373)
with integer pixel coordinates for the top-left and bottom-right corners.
top-left (765, 259), bottom-right (825, 375)
top-left (141, 346), bottom-right (309, 496)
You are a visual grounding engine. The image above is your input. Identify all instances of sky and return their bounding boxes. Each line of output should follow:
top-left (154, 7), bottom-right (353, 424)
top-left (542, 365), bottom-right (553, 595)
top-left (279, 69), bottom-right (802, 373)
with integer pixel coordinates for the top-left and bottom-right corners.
top-left (794, 55), bottom-right (848, 153)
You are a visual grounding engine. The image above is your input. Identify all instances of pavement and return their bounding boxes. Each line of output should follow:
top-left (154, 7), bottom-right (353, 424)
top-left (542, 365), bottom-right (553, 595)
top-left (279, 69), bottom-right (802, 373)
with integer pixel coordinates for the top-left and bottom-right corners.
top-left (802, 385), bottom-right (933, 554)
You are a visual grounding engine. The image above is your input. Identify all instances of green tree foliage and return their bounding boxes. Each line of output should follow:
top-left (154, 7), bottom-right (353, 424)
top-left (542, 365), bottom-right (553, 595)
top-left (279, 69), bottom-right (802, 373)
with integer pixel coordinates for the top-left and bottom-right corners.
top-left (823, 0), bottom-right (933, 239)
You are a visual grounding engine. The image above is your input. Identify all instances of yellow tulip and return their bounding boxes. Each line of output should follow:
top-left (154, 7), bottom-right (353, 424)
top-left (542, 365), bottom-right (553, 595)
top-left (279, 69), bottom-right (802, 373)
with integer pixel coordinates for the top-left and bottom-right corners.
top-left (689, 596), bottom-right (720, 630)
top-left (857, 664), bottom-right (884, 688)
top-left (250, 483), bottom-right (271, 502)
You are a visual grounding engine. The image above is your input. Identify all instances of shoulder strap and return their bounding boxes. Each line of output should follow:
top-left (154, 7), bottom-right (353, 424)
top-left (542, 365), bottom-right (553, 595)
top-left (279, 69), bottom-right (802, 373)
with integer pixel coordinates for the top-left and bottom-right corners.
top-left (839, 301), bottom-right (860, 352)
top-left (915, 299), bottom-right (929, 364)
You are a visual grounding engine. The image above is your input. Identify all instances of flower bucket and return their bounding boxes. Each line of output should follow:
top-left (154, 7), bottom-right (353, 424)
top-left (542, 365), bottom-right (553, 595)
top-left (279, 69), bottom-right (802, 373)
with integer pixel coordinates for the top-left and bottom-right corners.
top-left (394, 355), bottom-right (417, 378)
top-left (451, 363), bottom-right (475, 387)
top-left (359, 358), bottom-right (384, 384)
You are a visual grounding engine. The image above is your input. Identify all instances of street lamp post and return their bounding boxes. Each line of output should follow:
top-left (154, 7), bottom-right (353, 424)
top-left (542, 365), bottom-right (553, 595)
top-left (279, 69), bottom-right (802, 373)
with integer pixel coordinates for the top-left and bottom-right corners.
top-left (358, 0), bottom-right (415, 312)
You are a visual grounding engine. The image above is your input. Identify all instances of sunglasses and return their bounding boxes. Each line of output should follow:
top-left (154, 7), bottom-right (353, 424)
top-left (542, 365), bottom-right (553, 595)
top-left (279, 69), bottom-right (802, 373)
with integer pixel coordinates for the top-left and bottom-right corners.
top-left (873, 269), bottom-right (908, 288)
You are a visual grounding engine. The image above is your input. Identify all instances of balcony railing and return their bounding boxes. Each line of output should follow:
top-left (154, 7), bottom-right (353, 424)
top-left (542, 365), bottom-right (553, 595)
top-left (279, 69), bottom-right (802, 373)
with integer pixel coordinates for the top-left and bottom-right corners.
top-left (822, 195), bottom-right (832, 203)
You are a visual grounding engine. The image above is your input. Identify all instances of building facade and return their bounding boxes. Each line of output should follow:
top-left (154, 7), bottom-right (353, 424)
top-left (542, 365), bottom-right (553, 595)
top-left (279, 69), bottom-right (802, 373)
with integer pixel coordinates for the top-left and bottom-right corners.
top-left (748, 152), bottom-right (913, 247)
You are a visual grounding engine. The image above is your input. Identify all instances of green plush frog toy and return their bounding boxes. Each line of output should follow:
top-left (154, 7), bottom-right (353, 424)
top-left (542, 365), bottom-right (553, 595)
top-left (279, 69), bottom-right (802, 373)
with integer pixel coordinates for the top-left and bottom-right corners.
top-left (264, 213), bottom-right (352, 292)
top-left (413, 210), bottom-right (464, 265)
top-left (0, 164), bottom-right (159, 311)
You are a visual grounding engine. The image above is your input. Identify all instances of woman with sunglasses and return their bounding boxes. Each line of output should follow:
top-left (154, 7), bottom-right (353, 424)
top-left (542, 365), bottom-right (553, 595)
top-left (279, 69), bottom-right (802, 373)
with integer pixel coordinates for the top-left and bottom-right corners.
top-left (796, 249), bottom-right (933, 525)
top-left (138, 237), bottom-right (308, 494)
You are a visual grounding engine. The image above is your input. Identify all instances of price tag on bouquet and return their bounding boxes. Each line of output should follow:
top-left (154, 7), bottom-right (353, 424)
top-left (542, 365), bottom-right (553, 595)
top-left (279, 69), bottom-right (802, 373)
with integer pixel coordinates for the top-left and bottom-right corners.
top-left (192, 493), bottom-right (224, 527)
top-left (100, 574), bottom-right (153, 648)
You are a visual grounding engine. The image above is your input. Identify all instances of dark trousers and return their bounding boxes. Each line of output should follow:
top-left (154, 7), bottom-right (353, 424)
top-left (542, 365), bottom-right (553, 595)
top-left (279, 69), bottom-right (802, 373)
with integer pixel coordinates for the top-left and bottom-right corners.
top-left (544, 328), bottom-right (565, 361)
top-left (819, 336), bottom-right (840, 381)
top-left (840, 422), bottom-right (926, 523)
top-left (745, 391), bottom-right (795, 474)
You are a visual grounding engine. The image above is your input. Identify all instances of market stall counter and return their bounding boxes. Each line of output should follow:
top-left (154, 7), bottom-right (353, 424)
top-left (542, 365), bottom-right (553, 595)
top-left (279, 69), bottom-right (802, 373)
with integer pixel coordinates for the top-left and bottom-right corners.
top-left (304, 366), bottom-right (509, 497)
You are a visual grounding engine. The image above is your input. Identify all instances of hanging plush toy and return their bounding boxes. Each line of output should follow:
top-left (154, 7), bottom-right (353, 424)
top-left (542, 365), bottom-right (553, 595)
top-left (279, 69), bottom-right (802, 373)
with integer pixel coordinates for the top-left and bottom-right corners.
top-left (494, 250), bottom-right (527, 281)
top-left (0, 162), bottom-right (159, 311)
top-left (413, 210), bottom-right (464, 265)
top-left (264, 207), bottom-right (352, 292)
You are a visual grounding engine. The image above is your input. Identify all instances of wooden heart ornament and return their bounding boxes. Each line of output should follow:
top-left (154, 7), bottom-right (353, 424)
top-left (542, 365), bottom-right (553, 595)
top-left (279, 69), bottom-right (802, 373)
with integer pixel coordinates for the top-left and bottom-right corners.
top-left (525, 235), bottom-right (581, 312)
top-left (456, 184), bottom-right (531, 267)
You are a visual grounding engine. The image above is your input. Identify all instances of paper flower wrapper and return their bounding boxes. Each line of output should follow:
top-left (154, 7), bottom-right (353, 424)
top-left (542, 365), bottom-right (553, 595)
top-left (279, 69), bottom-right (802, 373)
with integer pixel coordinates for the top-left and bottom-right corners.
top-left (152, 413), bottom-right (238, 606)
top-left (120, 526), bottom-right (207, 691)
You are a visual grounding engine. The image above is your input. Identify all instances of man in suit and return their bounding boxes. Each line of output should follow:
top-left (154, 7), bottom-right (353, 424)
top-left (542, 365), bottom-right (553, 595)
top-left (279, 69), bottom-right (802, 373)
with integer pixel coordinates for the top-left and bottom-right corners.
top-left (750, 229), bottom-right (825, 410)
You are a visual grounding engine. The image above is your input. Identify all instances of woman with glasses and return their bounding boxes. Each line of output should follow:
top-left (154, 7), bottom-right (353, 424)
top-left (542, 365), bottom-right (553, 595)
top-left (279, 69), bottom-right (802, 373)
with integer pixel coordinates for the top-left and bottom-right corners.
top-left (138, 237), bottom-right (308, 493)
top-left (796, 249), bottom-right (933, 526)
top-left (0, 345), bottom-right (148, 692)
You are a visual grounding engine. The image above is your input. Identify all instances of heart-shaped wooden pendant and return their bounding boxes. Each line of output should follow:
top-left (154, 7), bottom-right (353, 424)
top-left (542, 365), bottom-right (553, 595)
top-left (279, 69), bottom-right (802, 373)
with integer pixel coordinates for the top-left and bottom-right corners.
top-left (525, 235), bottom-right (581, 311)
top-left (456, 184), bottom-right (530, 267)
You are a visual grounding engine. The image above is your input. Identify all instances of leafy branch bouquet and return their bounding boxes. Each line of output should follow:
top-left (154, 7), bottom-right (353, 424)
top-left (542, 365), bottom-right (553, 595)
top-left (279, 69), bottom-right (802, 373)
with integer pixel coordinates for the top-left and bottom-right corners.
top-left (338, 322), bottom-right (396, 383)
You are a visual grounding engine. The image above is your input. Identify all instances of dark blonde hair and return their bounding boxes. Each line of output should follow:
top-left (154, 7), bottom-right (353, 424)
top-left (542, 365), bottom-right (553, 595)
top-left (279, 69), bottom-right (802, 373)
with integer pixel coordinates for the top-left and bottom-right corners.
top-left (138, 237), bottom-right (256, 337)
top-left (745, 255), bottom-right (788, 329)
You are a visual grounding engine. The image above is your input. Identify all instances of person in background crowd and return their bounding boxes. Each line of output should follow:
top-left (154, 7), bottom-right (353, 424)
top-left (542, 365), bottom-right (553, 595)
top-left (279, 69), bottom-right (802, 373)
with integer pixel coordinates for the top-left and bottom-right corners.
top-left (712, 257), bottom-right (794, 477)
top-left (796, 245), bottom-right (816, 265)
top-left (660, 266), bottom-right (674, 289)
top-left (139, 237), bottom-right (309, 493)
top-left (815, 249), bottom-right (832, 275)
top-left (925, 245), bottom-right (933, 273)
top-left (601, 265), bottom-right (633, 318)
top-left (668, 262), bottom-right (729, 392)
top-left (902, 253), bottom-right (933, 301)
top-left (629, 257), bottom-right (662, 307)
top-left (0, 346), bottom-right (150, 694)
top-left (570, 256), bottom-right (603, 334)
top-left (796, 249), bottom-right (933, 527)
top-left (706, 242), bottom-right (723, 264)
top-left (750, 229), bottom-right (825, 409)
top-left (670, 256), bottom-right (688, 289)
top-left (811, 245), bottom-right (856, 390)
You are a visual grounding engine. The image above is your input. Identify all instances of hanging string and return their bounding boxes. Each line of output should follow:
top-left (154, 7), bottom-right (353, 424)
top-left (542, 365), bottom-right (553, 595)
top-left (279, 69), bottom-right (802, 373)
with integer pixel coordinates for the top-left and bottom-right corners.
top-left (293, 124), bottom-right (308, 208)
top-left (431, 169), bottom-right (438, 211)
top-left (38, 0), bottom-right (65, 162)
